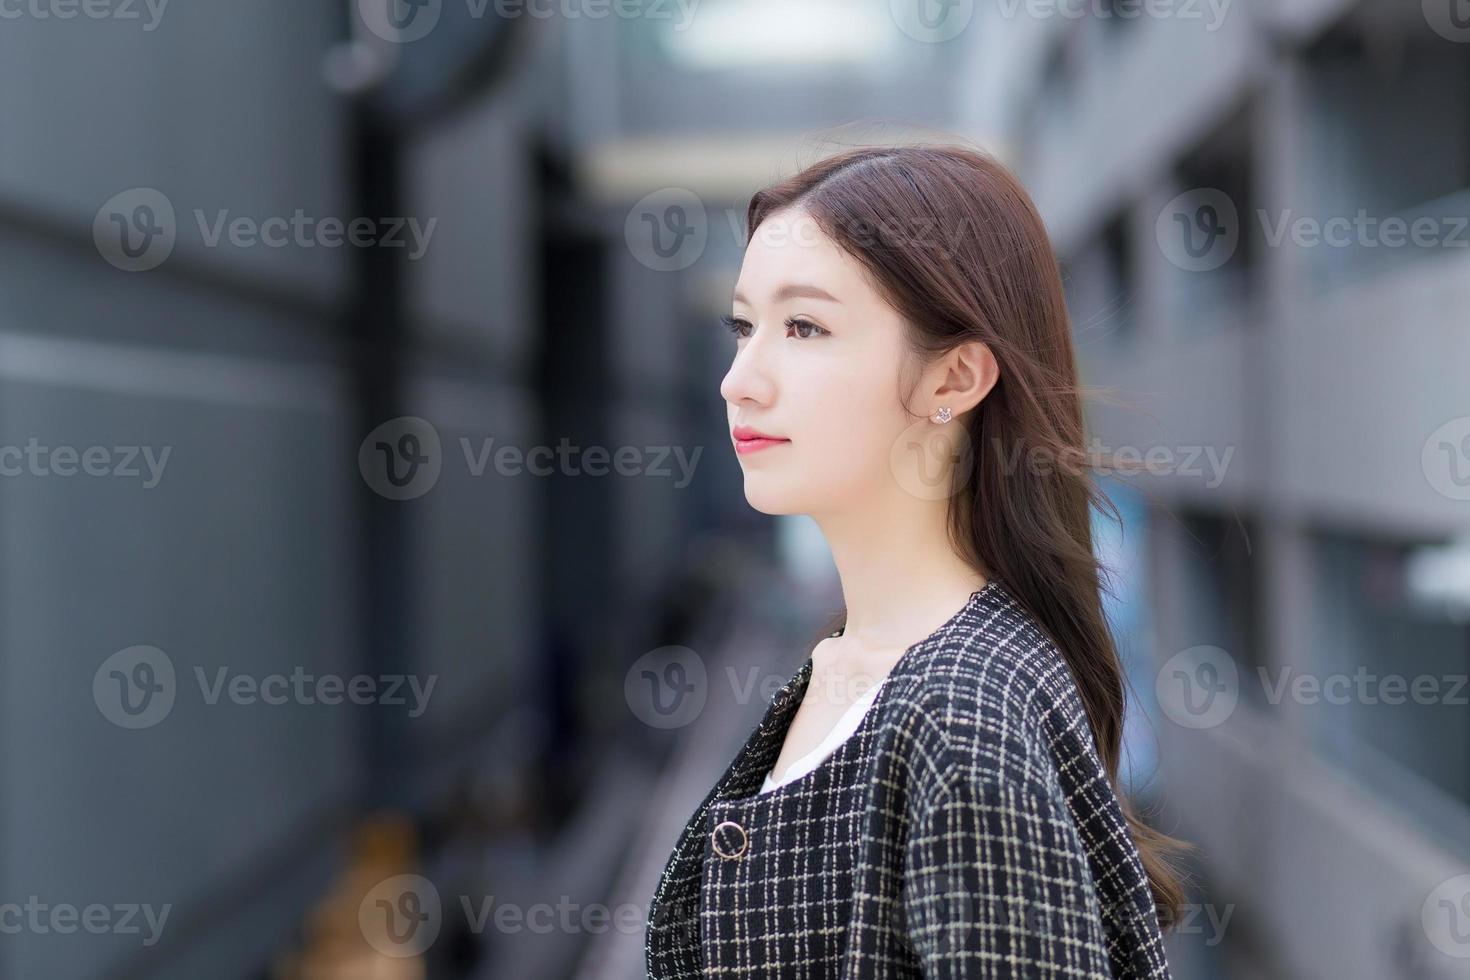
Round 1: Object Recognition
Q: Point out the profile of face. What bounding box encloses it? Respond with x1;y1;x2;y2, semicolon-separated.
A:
721;206;974;517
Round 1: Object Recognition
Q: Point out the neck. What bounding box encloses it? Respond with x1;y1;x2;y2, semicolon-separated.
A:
812;494;989;648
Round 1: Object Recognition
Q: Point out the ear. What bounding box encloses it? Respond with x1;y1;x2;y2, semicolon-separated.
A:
926;340;1000;418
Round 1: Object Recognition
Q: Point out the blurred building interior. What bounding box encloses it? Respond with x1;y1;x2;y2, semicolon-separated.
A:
0;0;1468;978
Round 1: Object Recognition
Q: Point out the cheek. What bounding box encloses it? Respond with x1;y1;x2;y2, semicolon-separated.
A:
792;363;902;465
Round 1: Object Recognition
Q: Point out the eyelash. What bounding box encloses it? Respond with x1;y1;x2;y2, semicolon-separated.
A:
720;315;830;340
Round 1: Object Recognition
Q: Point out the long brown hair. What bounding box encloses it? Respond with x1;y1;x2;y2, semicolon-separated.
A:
747;143;1192;930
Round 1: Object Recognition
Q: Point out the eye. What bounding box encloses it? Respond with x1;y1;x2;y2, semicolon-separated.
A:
720;314;830;340
720;314;752;339
786;316;830;339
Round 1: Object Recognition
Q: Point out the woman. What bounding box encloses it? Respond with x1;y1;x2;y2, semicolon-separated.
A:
645;144;1188;979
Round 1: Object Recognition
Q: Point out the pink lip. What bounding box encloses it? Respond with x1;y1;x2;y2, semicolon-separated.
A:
731;426;790;455
734;436;789;455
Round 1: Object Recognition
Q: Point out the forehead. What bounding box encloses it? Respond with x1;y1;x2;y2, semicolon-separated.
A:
734;208;871;304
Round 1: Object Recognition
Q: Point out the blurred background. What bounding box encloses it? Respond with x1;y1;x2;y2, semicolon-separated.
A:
2;0;1469;977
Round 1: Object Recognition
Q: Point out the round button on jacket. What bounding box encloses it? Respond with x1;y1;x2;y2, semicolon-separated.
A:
710;820;748;859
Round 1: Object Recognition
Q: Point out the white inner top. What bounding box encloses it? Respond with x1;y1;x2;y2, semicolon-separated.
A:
758;678;886;794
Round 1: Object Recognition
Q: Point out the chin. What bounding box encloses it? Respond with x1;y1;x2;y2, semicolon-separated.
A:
740;477;805;516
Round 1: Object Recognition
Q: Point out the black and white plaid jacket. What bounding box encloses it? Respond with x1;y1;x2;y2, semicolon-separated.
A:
645;579;1172;979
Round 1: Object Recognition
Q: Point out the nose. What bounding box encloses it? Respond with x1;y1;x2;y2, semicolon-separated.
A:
718;326;777;409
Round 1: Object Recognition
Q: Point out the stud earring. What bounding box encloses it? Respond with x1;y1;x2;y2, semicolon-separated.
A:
930;406;952;424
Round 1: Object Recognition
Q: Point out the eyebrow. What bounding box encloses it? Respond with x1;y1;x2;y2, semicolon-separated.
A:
732;283;841;306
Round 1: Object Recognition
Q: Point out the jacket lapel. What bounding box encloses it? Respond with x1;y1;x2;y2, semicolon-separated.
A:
714;655;813;799
646;656;814;977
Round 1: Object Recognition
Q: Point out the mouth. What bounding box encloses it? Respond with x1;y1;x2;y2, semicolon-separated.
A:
732;427;791;456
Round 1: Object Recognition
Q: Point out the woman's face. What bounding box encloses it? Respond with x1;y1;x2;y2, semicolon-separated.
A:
721;206;934;517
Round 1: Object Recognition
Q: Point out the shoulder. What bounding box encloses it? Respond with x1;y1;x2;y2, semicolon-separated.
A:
878;586;1095;808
